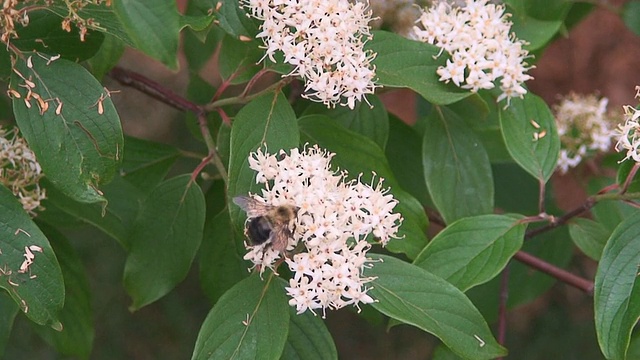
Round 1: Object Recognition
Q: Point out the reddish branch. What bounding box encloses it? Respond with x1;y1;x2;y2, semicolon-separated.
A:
109;66;203;114
524;197;597;239
513;251;594;294
426;206;595;294
108;66;227;182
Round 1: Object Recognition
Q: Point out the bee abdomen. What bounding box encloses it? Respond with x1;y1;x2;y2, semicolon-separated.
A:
247;217;272;245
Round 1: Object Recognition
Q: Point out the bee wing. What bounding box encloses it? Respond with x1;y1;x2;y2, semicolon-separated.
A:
233;196;274;218
270;225;293;252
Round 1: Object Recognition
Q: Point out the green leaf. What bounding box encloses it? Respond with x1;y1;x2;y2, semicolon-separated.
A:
458;229;572;322
512;0;572;21
366;31;471;105
414;214;526;291
123;175;206;310
119;136;180;194
491;162;574;305
385;116;430;206
0;46;10;78
622;1;640;36
185;73;220;142
510;15;562;51
592;200;636;234
281;307;338;360
451;94;512;163
191;274;290;360
113;0;180;69
506;1;567;50
509;226;572;306
493;160;546;214
13;10;104;61
423;106;494;224
40;176;142;248
180;13;215;32
365;255;506;360
204;178;228;225
11;56;123;204
227;92;299;232
0;292;19;355
216;0;259;38
301;96;390;149
432;344;464;360
447;93;490;124
617;160;640;194
31;200;86;229
568;218;609;261
589;179;637;233
199;209;249;304
86;34;126;81
299;115;428;260
46;2;133;46
217;122;232;170
184;25;222;72
32;224;93;359
564;3;594;30
385;191;429;260
594;211;640;360
629;332;640;360
0;185;64;328
499;93;560;184
218;35;263;84
452;166;569;321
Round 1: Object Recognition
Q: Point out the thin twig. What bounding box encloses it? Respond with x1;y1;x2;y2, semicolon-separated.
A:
524;191;640;239
538;179;546;214
203;76;293;112
620;162;640;195
108;66;228;183
109;66;201;113
426;207;595;294
513;251;594;295
524;197;596;239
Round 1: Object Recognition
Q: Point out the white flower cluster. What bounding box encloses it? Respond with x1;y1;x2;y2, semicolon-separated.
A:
0;126;45;214
615;87;640;163
411;0;533;105
243;145;402;316
241;0;378;109
554;93;616;173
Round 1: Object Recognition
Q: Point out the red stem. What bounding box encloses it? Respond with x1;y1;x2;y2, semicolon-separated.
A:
513;251;594;295
620;162;640;195
109;66;202;114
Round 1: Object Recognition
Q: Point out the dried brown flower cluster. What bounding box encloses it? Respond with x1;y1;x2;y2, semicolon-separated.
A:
1;0;30;43
59;0;110;42
1;0;109;44
0;125;46;215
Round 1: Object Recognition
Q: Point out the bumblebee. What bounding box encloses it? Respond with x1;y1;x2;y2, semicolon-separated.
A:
233;196;299;252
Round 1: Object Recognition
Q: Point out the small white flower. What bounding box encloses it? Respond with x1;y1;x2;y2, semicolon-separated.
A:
553;93;617;173
0;126;46;215
615;88;640;163
411;0;533;106
242;0;379;109
241;145;402;315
